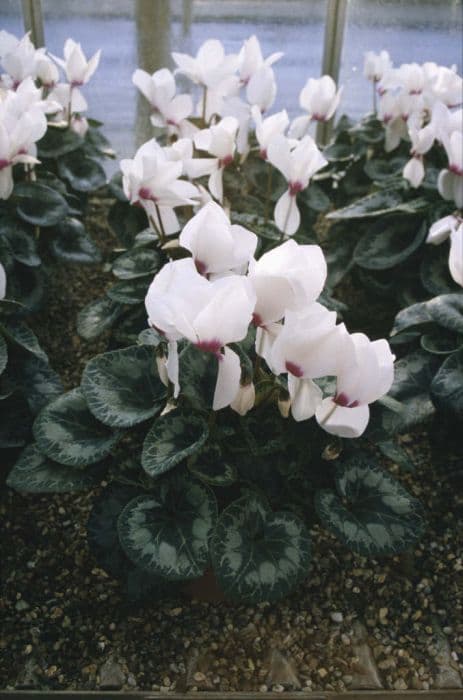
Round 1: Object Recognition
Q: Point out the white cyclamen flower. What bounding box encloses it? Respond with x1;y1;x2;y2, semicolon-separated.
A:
186;116;239;203
246;64;277;113
132;67;193;132
315;333;395;438
238;35;283;85
179;201;257;276
252;106;289;159
267;134;328;236
438;131;463;208
403;123;436;188
172;39;239;90
426;215;463;287
0;261;6;299
52;39;100;86
363;50;392;83
290;75;343;138
270;304;347;421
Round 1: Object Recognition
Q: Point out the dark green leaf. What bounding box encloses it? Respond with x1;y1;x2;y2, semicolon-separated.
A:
15;182;69;227
82;345;166;428
178;344;217;410
137;327;162;347
354;218;427;270
106;277;149;305
50;217;102;264
58;153;106;192
0;222;40;267
108;201;148;246
189;444;237;486
210;495;311;603
315;456;424;555
33;388;121;467
7;443;103;493
427;293;463;334
0;333;7;375
14;354;63;414
391;301;432;337
377;440;415;472
142;410;209;478
420;244;457;296
301;183;331;212
327;188;405;220
421;328;463;355
118;473;217;580
112;246;162;280
37;126;83;157
1;319;47;361
323;143;354;162
77;296;125;340
431;349;463;417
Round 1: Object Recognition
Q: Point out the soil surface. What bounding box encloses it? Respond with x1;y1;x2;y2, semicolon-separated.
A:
1;199;462;693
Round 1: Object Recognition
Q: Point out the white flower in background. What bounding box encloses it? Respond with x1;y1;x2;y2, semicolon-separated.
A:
52;39;100;87
0;261;6;299
438;131;463;208
290;75;342;137
132;67;193;133
70;114;89;136
426;214;463;287
221;96;252;156
186;116;239;202
430;102;463;142
315;333;395;438
252;106;289;160
35;54;59;88
238;35;283;85
249;240;327;328
246;64;277;113
230;380;255;416
379;92;419;152
363;50;392;83
429;65;463;107
47;82;88;123
145;258;256;409
121;139;198;235
0;32;38;86
270;304;346;421
172;39;239;90
267;134;327;236
384;62;426;95
403;122;436;187
179;201;257;276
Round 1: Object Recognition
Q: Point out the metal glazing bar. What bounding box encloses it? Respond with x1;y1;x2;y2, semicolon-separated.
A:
21;0;45;47
316;0;348;146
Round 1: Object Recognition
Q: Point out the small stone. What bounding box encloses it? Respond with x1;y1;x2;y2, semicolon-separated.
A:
379;607;388;623
15;600;30;612
99;658;125;690
194;672;206;682
331;612;343;623
318;667;328;679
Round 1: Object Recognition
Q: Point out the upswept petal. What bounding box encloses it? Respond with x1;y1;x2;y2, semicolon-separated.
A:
449;223;463;287
403;157;425;188
193;275;256;346
213;347;241;410
316;398;370;438
288;375;323;421
274;189;300;236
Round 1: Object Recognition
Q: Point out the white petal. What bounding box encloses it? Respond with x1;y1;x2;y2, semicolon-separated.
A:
449;224;463;287
288;114;311;139
403;157;424;188
184;157;218;180
0;262;6;299
0;167;13;199
166;340;180;398
274;190;300;236
230;381;255;416
208;167;224;202
288;376;322;421
316;397;370;438
426;215;456;245
213;347;241;410
437;169;455;202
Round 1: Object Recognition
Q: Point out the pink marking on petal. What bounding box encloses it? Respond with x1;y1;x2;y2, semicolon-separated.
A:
138;187;158;202
219;154;233;168
195;339;223;358
288;181;303;197
195;259;208;275
259;148;267;160
71;80;84;88
449;164;463;176
285;361;304;378
252;312;264;328
0;159;11;170
335;392;359;408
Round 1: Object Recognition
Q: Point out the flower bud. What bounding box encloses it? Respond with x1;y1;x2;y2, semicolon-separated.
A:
70;114;89;136
230;381;255;416
156;354;169;387
278;387;291;418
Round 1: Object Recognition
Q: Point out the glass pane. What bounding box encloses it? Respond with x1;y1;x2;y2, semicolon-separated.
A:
39;0;327;167
0;0;25;37
340;0;463;119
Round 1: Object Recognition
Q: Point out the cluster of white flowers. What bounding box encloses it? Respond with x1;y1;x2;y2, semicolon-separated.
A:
144;201;395;439
364;50;462;287
132;36;343;236
0;32;100;198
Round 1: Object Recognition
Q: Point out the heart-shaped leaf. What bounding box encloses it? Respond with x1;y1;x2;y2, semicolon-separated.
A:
0;333;7;375
0;222;40;267
210;495;311;603
33;388;121;466
137;327;162;347
420;245;457;296
427;293;463;334
13;354;63;414
353;218;427;270
315;456;424;556
391;301;432;337
112;247;162;280
37;126;83;157
58;153;106;192
178;344;217;410
1;319;47;361
108;201;148;246
118;473;217;580
15;182;69;227
431;349;463;417
364;158;405;181
50;217;102;264
189;444;237;486
7;443;103;493
421;328;463;355
327;188;405;220
82;345;166;428
142;410;209;478
106;277;149;305
77;296;125;340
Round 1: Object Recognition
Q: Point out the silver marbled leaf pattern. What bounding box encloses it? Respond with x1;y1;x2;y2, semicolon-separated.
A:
0;333;7;375
117;473;217;580
33;388;121;467
142;410;209;478
353;218;427;270
81;345;166;428
431;348;463;416
7;443;103;492
210;496;311;603
315;456;424;556
112;247;161;280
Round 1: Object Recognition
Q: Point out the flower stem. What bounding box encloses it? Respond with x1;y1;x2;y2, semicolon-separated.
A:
155;203;166;243
201;85;208;125
264;162;273;224
373;81;377;115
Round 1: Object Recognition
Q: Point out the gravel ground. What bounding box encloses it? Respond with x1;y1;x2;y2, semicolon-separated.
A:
1;201;462;692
